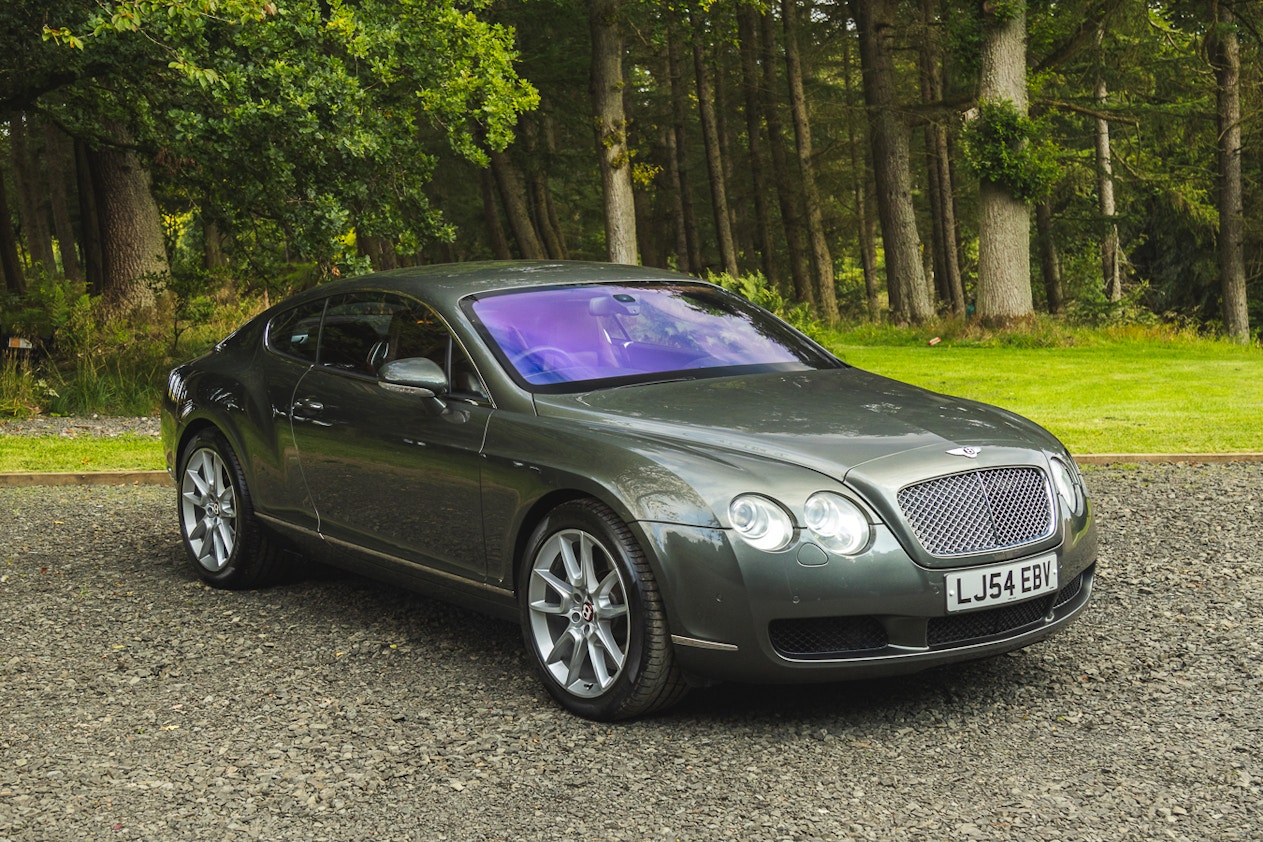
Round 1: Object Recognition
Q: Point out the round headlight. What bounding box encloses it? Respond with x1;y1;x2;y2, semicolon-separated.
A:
803;492;871;556
1050;457;1078;508
728;494;794;552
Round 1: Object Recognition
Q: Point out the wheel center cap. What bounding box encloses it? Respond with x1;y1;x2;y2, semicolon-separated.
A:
206;500;220;516
580;601;596;623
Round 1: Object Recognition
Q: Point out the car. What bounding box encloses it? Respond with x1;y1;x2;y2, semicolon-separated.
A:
161;260;1097;720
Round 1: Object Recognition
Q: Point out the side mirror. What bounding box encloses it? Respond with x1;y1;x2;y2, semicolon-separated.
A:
379;357;448;395
379;357;449;415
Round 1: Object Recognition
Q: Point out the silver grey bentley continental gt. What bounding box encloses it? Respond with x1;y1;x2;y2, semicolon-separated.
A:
161;261;1097;720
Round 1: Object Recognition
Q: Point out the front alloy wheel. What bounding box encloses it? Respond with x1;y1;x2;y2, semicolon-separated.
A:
176;429;288;589
181;446;238;573
520;499;687;720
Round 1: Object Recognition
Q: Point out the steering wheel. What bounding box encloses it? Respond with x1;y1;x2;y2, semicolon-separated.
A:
510;345;578;371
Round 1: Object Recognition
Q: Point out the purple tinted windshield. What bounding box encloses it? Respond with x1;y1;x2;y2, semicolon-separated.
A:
468;283;833;389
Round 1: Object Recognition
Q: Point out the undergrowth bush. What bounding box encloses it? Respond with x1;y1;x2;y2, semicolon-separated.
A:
1;272;272;418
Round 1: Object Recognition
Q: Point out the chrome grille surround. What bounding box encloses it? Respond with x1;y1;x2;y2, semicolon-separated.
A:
897;467;1054;557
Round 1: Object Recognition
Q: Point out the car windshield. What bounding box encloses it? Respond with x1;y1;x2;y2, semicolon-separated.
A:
465;283;839;391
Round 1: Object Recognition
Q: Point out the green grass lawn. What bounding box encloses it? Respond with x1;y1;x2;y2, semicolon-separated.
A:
2;334;1261;472
0;434;164;473
839;340;1263;454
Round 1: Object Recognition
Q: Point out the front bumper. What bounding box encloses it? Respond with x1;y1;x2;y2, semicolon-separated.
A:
638;506;1097;685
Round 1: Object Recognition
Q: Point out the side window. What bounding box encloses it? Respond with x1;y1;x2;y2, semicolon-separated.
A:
379;296;489;401
307;292;488;400
267;299;325;363
320;294;394;375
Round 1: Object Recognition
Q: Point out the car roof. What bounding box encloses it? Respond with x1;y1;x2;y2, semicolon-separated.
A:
278;260;702;314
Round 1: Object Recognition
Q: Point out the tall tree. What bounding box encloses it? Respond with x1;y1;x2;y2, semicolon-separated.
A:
759;10;813;306
589;0;638;264
975;2;1034;326
852;0;933;324
1094;29;1123;302
1209;1;1250;342
781;0;837;321
736;6;777;288
87;124;170;313
691;7;739;277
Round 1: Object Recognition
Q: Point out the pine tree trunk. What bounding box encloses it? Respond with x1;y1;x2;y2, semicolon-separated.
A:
976;3;1033;327
479;167;512;260
0;170;24;294
10;114;57;274
690;9;738;278
523;117;567;259
589;0;638;265
737;7;777;289
489;150;546;259
88;126;169;314
1211;3;1249;342
203;219;227;270
44;122;83;281
666;18;702;275
853;0;933;325
1094;32;1122;303
759;10;813;308
918;0;965;317
74;139;105;296
1035;200;1064;315
841;30;880;318
781;0;837;322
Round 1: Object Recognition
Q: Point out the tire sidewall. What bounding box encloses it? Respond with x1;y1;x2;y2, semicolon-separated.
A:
518;500;653;721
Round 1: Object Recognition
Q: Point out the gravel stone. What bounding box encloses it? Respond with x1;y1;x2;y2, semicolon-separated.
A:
1;463;1260;840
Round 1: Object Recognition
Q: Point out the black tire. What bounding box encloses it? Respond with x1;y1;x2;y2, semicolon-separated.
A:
518;499;688;720
176;429;289;589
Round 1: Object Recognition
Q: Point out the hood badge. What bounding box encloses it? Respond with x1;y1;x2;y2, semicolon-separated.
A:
947;446;981;458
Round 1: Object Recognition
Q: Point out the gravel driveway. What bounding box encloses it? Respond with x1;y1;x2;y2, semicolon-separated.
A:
1;463;1260;841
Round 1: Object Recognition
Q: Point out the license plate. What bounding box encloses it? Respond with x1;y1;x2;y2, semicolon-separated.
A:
946;554;1058;613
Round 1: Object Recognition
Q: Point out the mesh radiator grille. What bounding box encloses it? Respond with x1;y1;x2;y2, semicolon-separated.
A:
897;467;1053;556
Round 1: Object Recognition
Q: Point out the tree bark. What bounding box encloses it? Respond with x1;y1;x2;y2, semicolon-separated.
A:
589;0;638;265
479;167;512;260
737;6;777;288
976;2;1034;327
44;121;83;281
10;113;57;274
853;0;933;325
918;0;965;317
0;167;24;294
691;8;739;278
841;29;880;318
87;126;169;314
1035;200;1064;314
489;150;546;259
523;117;567;260
74;139;105;296
1210;2;1249;342
781;0;837;322
1094;29;1122;303
203;218;227;271
666;15;702;275
759;10;813;308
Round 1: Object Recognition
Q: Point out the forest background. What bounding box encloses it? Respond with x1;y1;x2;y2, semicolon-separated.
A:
0;0;1260;421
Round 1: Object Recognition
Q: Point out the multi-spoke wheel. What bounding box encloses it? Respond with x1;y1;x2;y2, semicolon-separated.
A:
177;429;287;589
520;499;687;720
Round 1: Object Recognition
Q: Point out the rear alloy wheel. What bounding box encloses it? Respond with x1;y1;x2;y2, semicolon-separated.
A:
520;499;687;720
178;429;287;589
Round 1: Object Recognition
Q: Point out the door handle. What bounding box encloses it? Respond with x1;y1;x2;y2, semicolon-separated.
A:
293;397;324;417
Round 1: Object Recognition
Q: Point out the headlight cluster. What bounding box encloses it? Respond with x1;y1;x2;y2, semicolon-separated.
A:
728;492;871;555
1050;455;1085;515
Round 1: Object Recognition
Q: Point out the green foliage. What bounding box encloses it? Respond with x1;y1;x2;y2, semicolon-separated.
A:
960;99;1059;203
708;271;828;344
